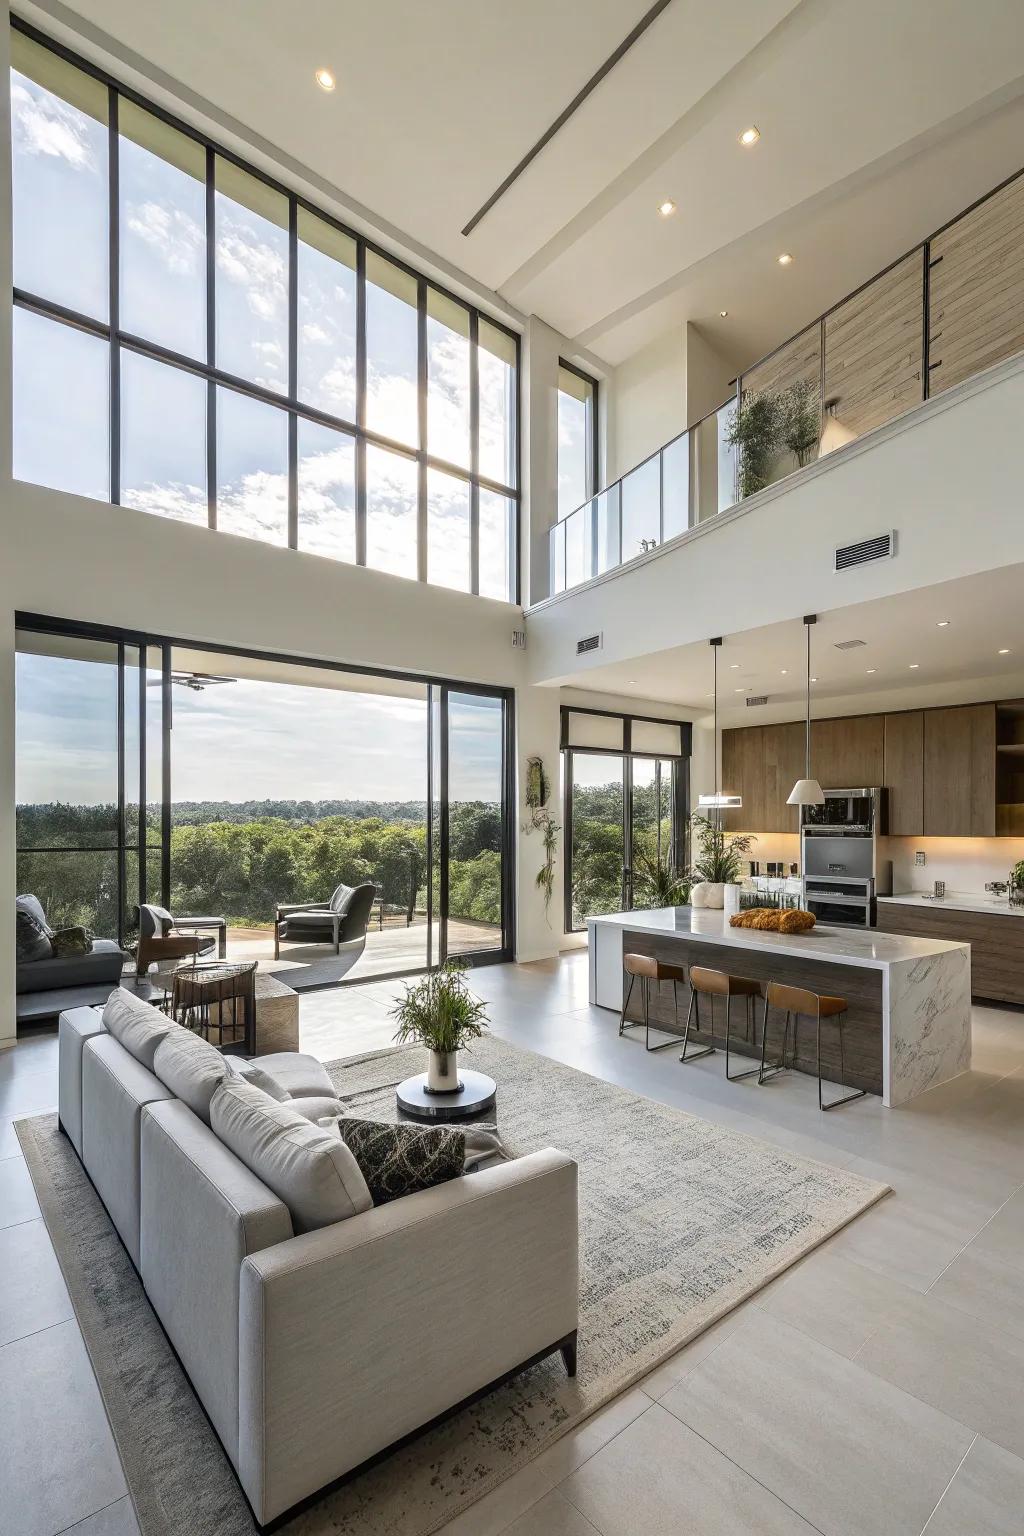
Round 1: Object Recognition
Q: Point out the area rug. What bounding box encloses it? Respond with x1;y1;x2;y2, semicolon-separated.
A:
17;1036;888;1535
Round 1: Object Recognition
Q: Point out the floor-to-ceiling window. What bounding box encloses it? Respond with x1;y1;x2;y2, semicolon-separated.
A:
9;22;519;600
562;707;689;932
15;618;514;980
556;361;598;520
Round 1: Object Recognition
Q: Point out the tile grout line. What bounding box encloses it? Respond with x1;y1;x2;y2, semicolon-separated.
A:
53;1491;134;1536
917;1432;978;1535
924;1179;1024;1291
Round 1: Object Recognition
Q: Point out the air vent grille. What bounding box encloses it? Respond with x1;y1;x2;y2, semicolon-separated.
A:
835;531;895;571
576;632;603;656
834;638;866;650
745;695;769;707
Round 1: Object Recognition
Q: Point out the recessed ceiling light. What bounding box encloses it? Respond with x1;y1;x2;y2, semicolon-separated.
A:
729;663;740;669
734;687;747;693
810;676;818;683
866;668;877;674
719;310;728;318
739;125;761;147
999;648;1011;655
778;252;793;266
314;67;336;92
657;199;677;218
936;620;950;628
909;663;920;669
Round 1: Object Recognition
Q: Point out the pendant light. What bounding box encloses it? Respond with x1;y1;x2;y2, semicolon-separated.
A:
787;615;825;806
818;397;856;458
698;637;742;812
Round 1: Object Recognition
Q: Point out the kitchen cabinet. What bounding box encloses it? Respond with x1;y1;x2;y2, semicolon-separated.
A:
722;726;764;833
884;711;924;835
923;705;996;837
762;722;805;833
877;900;1021;1003
810;714;884;789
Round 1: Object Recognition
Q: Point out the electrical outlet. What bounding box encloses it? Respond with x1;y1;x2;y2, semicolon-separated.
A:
915;851;926;866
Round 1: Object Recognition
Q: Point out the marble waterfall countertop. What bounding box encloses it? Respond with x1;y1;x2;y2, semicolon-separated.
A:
587;906;971;1107
879;891;1024;919
588;906;968;972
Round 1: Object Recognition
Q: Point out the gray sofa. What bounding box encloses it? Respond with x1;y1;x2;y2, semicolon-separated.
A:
58;991;579;1529
16;894;128;1024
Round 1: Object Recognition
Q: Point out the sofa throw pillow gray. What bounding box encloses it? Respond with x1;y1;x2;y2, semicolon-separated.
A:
16;894;52;934
51;925;94;957
333;1117;465;1206
224;1055;292;1102
16;908;53;964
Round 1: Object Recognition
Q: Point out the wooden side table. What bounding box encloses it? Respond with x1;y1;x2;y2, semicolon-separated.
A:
171;960;257;1055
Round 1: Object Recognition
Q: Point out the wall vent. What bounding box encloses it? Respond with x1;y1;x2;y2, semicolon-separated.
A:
833;638;867;650
835;531;896;571
745;695;769;707
576;632;603;656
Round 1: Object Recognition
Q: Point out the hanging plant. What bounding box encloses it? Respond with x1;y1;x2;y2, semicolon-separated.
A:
726;389;783;498
781;378;821;467
523;754;559;920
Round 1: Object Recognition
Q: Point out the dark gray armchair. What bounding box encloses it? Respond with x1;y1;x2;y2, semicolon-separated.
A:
274;883;377;961
136;904;226;978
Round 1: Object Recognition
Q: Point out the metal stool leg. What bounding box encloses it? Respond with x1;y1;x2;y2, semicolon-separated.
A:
725;991;759;1082
818;1009;867;1110
644;977;681;1051
618;972;636;1037
758;1000;790;1083
679;986;715;1062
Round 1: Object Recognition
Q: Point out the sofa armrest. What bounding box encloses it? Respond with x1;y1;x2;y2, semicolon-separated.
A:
274;902;331;917
237;1147;578;1524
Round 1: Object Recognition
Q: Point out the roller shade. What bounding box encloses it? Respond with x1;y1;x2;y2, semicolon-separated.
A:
561;708;690;758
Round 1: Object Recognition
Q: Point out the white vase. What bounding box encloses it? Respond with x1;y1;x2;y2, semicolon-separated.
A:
723;882;741;917
426;1048;460;1093
692;881;726;909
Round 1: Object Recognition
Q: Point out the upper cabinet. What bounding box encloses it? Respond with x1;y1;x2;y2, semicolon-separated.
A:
810;715;884;790
883;711;924;836
722;725;764;833
923;705;996;837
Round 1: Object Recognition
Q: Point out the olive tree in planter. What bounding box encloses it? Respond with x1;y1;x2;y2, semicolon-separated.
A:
781;377;821;467
726;390;783;498
391;958;488;1093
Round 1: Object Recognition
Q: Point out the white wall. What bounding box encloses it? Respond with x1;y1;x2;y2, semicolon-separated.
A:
528;352;1024;687
607;322;735;483
684;322;735;426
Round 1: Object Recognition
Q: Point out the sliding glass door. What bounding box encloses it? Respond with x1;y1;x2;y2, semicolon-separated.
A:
440;688;510;962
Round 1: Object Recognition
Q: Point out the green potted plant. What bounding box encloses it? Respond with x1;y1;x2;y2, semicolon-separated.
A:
725;390;782;498
1010;861;1024;909
391;957;489;1093
781;377;821;467
689;813;755;908
632;847;691;908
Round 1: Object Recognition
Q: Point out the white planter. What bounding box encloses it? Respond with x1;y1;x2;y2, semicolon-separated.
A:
723;883;741;917
427;1048;460;1093
691;881;726;909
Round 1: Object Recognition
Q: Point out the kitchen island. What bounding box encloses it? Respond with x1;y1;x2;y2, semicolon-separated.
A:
588;907;971;1107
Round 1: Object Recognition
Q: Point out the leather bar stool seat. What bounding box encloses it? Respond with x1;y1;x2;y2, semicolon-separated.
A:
760;981;867;1110
683;966;763;1078
619;953;688;1052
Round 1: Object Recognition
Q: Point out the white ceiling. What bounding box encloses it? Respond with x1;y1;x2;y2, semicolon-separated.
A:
31;0;1024;373
567;567;1024;726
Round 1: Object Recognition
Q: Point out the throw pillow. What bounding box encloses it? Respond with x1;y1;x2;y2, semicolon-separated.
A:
333;1117;465;1206
16;894;52;935
224;1055;292;1102
16;908;53;964
152;1027;229;1124
51;925;94;957
102;988;175;1071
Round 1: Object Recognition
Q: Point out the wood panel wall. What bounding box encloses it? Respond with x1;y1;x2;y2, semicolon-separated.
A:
929;172;1024;394
740;324;820;400
823;252;924;436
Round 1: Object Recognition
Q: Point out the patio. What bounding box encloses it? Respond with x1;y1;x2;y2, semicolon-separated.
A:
222;912;501;987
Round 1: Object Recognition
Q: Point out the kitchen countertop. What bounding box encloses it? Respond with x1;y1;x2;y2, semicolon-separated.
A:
588;906;967;972
879;891;1024;918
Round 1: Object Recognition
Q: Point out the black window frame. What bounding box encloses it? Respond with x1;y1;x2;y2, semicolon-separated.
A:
9;19;521;604
556;357;599;519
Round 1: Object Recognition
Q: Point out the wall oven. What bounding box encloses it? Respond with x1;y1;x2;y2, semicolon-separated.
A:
801;788;883;832
800;790;890;927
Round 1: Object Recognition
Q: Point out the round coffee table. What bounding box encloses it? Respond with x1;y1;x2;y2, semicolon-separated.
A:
396;1068;497;1122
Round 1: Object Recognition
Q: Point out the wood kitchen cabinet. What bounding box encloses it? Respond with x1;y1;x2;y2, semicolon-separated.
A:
722;725;764;832
884;711;924;835
877;900;1022;1003
923;705;996;837
762;722;805;833
810;714;884;789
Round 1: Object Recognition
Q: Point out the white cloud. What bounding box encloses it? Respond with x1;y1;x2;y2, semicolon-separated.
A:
125;200;203;277
11;76;99;171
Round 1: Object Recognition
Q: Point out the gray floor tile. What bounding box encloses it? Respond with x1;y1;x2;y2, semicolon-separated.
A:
499;1489;601;1536
855;1290;1024;1459
636;1296;762;1399
0;1114;25;1159
436;1460;558;1536
560;1401;820;1535
0;1063;58;1118
923;1435;1024;1536
61;1495;141;1535
930;1244;1024;1340
826;1184;985;1292
0;1218;72;1345
661;1311;974;1536
0;1319;127;1536
531;1387;651;1484
0;1152;42;1229
971;1186;1024;1267
758;1249;923;1358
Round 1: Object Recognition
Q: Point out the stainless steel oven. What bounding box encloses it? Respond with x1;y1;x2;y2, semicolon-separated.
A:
801;788;884;832
800;789;890;926
803;876;875;928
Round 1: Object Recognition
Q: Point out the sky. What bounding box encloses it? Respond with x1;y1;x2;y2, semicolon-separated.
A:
10;55;516;598
15;650;504;805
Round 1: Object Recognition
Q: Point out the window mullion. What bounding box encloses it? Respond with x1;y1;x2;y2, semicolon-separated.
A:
205;146;216;529
469;309;480;596
108;87;120;506
417;278;428;584
355;241;367;566
287;198;298;550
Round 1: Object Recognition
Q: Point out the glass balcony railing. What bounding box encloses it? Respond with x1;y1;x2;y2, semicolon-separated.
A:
549;393;738;596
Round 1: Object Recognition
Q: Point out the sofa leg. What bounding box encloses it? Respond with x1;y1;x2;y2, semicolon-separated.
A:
560;1332;578;1378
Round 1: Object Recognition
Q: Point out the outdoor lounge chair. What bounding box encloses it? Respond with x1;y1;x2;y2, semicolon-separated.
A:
273;882;377;961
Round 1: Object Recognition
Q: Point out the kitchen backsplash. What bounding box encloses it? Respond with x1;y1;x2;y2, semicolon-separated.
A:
881;838;1024;894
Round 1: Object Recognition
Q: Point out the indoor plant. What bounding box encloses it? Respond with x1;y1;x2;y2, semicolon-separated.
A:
1010;861;1024;909
524;754;560;921
781;377;821;467
390;957;489;1092
725;389;782;498
632;847;691;908
689;813;755;908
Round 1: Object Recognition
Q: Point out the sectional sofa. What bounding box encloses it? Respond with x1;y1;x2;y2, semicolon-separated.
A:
58;990;579;1529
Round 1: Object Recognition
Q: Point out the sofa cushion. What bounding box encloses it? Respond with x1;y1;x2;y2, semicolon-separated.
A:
224;1056;291;1102
210;1076;372;1232
332;1117;465;1206
16;893;52;933
153;1027;230;1124
102;987;175;1071
16;907;53;964
329;884;354;914
256;1053;336;1101
16;939;127;995
51;925;93;958
289;1094;349;1123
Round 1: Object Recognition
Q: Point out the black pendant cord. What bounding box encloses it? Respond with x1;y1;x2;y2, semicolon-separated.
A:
713;643;719;799
805;622;811;780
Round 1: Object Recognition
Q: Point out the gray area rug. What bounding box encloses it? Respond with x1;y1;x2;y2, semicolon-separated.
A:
17;1036;888;1535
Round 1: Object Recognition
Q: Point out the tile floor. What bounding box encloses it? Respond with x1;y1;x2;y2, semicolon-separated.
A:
4;956;1024;1534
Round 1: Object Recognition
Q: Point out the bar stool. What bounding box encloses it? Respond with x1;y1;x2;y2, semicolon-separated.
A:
682;967;763;1079
619;953;687;1051
760;981;866;1111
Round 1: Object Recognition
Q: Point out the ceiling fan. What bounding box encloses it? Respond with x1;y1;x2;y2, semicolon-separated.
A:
147;672;239;692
